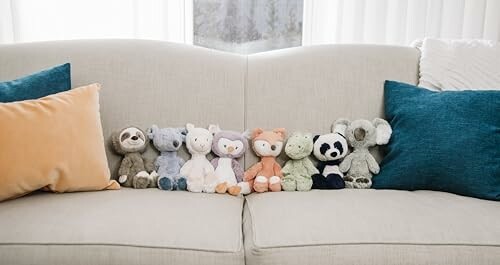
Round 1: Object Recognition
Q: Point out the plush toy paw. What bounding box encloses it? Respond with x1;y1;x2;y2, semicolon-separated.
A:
149;170;159;180
352;177;372;189
254;176;269;193
325;174;345;189
158;176;173;190
118;175;128;184
215;182;228;194
188;182;204;193
296;177;313;191
343;175;355;189
133;172;150;189
227;185;241;196
176;177;187;191
269;176;282;192
281;177;296;191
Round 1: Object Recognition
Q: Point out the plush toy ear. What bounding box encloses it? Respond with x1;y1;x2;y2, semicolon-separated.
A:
373;118;392;145
177;127;187;142
332;118;349;136
242;129;252;140
251;128;264;139
186;123;195;132
304;132;313;139
273;128;286;139
146;125;159;140
208;124;221;136
313;135;320;143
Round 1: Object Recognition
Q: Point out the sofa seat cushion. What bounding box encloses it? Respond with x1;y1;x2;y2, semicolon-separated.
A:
243;189;500;265
0;188;244;265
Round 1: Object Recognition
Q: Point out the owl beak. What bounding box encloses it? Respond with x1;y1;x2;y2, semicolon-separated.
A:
227;146;235;153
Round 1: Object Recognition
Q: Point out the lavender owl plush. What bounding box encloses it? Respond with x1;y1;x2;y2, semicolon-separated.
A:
147;125;188;191
211;130;251;196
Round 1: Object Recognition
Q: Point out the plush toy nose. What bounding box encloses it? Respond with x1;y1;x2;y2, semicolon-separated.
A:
354;128;366;141
131;136;138;141
173;140;179;147
227;146;235;152
271;145;276;151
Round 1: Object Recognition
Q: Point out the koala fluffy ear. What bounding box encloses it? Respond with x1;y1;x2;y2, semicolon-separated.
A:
146;125;159;140
251;128;264;139
186;123;195;132
313;135;320;143
177;127;187;142
332;118;350;136
373;118;392;145
208;124;221;136
273;128;287;139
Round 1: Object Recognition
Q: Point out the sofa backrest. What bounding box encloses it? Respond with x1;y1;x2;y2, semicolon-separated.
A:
0;40;419;176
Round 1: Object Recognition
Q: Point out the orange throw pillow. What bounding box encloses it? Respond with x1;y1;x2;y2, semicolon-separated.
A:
0;83;119;201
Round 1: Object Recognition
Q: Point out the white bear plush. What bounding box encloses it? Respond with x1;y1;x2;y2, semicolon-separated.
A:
181;123;219;193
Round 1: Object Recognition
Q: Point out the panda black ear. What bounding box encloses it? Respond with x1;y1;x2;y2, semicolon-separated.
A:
313;135;320;143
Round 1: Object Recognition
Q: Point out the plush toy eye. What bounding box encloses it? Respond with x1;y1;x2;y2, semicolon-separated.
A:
195;138;197;141
235;147;238;149
224;145;227;148
262;143;265;147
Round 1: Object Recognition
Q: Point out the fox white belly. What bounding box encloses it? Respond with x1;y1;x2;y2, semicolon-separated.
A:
215;158;237;185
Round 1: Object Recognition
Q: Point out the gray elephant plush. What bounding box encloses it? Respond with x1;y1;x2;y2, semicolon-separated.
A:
147;125;188;191
111;126;157;189
338;118;392;189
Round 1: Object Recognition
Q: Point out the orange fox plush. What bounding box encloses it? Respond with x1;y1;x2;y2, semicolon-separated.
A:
243;128;286;193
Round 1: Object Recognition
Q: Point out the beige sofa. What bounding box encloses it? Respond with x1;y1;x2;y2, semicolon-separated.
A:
0;40;499;265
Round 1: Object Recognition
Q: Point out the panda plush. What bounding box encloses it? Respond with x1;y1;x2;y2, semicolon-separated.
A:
311;119;349;189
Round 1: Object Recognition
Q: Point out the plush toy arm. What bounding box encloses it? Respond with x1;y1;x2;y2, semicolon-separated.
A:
273;162;283;178
178;157;185;167
204;161;215;175
281;162;292;176
144;157;155;173
118;157;132;176
366;154;380;174
180;160;192;176
232;159;244;182
339;155;353;173
211;158;220;170
304;159;319;175
244;162;262;181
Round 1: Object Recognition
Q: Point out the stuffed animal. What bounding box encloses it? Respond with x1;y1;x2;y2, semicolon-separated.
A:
311;120;349;189
111;126;157;189
281;132;318;191
147;125;187;191
339;118;392;188
211;130;250;196
181;123;219;193
244;128;286;193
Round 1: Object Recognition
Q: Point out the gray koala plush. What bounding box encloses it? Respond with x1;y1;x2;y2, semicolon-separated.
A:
338;118;392;189
111;126;157;189
147;125;188;191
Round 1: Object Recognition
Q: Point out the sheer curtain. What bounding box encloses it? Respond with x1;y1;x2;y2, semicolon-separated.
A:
0;0;192;44
303;0;500;46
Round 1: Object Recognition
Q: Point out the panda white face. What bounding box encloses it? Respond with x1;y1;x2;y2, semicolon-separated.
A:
312;133;348;161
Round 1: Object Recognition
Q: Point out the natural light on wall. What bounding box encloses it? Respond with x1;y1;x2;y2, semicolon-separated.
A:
0;0;499;54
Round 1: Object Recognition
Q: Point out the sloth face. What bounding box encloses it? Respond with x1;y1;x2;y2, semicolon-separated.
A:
119;127;146;152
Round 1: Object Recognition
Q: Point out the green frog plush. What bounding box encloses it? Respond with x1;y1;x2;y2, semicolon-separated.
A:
281;132;319;191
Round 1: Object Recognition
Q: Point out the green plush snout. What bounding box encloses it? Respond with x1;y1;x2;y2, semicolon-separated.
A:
285;132;314;160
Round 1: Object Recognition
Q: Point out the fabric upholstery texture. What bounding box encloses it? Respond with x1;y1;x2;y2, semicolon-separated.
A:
0;84;119;201
0;63;71;102
245;44;420;167
0;189;245;265
373;81;500;200
243;190;500;265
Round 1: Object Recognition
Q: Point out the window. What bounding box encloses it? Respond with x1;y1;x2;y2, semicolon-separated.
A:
193;0;303;54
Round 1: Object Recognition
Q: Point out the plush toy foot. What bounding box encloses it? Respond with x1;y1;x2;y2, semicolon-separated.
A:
281;177;296;191
353;177;372;189
133;172;150;189
238;182;251;195
118;175;128;184
343;176;355;189
176;177;187;191
269;176;282;192
188;183;204;193
228;185;241;196
311;174;327;189
296;178;313;191
158;176;173;191
254;176;269;193
215;182;228;194
325;174;345;189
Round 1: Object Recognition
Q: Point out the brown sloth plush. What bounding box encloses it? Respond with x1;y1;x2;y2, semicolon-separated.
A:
111;126;157;188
